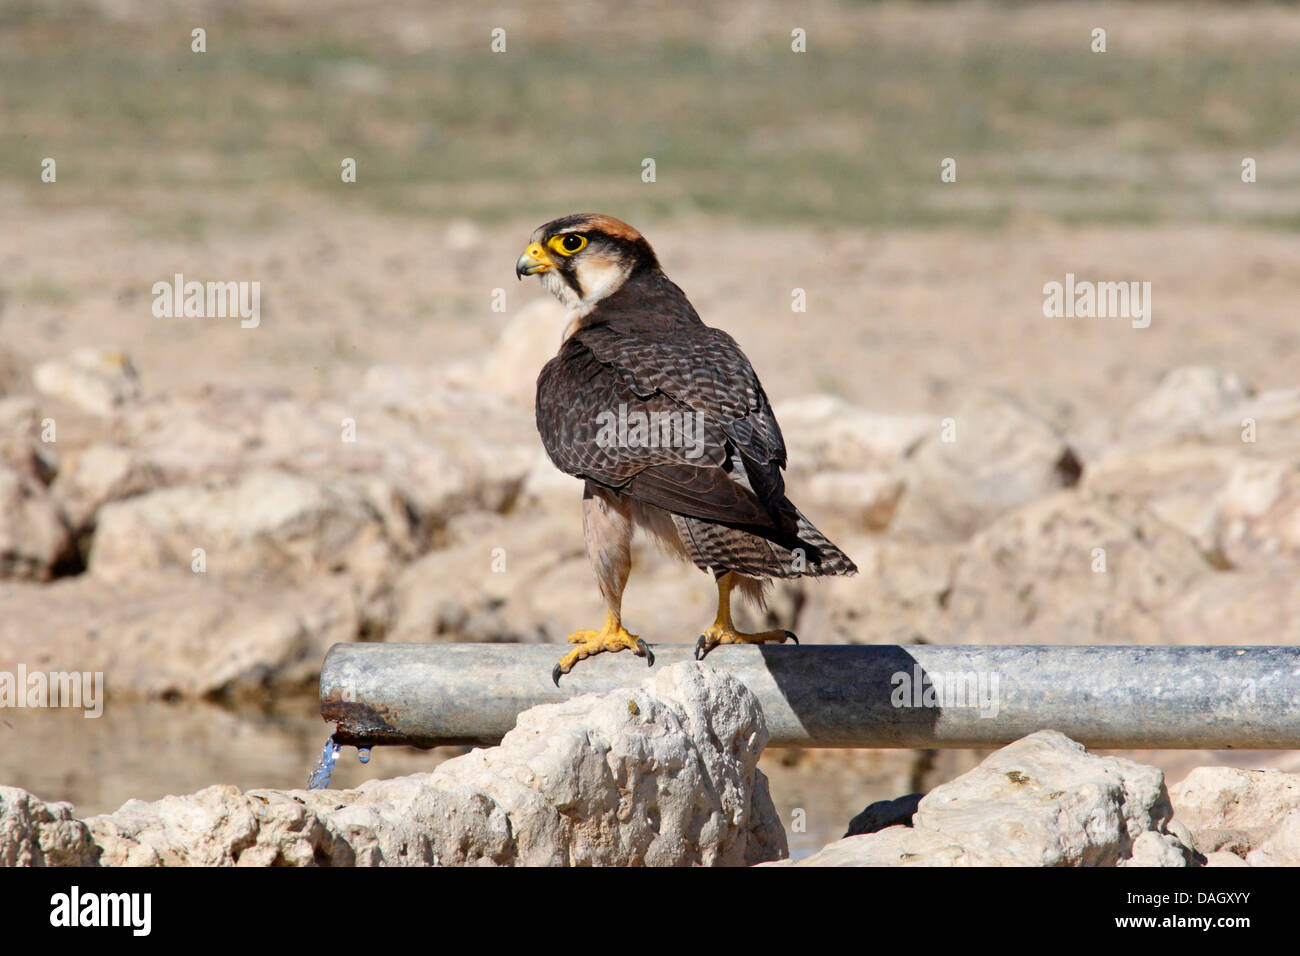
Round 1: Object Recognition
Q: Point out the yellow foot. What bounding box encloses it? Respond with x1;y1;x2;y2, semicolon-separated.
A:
695;624;797;660
552;612;654;685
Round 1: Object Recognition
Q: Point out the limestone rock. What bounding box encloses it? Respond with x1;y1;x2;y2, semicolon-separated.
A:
87;469;406;588
479;297;569;405
52;442;164;533
67;662;785;866
1245;809;1300;866
386;509;717;647
0;461;74;580
792;535;955;645
0;787;99;866
911;731;1181;866
789;732;1191;867
941;491;1208;645
891;389;1081;541
32;347;141;416
0;346;30;397
1209;460;1300;569
0;396;41;466
112;384;535;537
776;825;994;866
1120;366;1254;442
0;573;360;699
1156;569;1300;647
1081;444;1240;554
1120;831;1191;868
87;780;512;867
1081;371;1300;462
432;662;786;866
773;395;931;473
1169;766;1300;855
803;470;905;532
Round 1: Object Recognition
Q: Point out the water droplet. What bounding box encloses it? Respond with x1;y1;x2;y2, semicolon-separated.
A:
307;737;341;790
358;747;371;764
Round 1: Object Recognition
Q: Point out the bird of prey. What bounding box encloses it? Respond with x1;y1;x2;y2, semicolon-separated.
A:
517;214;857;684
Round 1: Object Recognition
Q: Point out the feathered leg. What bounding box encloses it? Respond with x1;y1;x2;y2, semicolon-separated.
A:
552;486;654;685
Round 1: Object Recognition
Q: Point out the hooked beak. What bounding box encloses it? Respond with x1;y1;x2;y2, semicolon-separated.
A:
515;243;555;280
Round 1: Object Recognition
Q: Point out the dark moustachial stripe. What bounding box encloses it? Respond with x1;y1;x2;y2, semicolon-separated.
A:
560;267;584;298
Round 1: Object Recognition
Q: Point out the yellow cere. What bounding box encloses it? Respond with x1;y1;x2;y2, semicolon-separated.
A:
548;233;588;257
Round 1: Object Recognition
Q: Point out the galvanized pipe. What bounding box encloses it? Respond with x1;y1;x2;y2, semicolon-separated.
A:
319;643;1300;750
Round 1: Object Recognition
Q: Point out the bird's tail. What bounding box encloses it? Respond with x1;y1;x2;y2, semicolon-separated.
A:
781;503;858;577
726;500;858;585
730;508;856;611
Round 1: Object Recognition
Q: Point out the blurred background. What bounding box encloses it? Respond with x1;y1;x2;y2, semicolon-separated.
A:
2;0;1299;859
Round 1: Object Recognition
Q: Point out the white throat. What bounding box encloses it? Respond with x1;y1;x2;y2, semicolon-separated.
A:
541;256;632;338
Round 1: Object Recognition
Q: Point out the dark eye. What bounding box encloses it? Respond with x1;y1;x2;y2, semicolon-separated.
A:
561;234;586;253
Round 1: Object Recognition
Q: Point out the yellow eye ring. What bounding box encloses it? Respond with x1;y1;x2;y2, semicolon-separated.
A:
548;233;588;257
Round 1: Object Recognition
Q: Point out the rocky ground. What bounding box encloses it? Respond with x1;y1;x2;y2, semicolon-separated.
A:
5;664;1298;867
3;271;1300;859
5;202;1300;857
5;281;1300;694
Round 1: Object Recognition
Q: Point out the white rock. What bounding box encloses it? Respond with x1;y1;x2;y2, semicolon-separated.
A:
88;469;405;588
0;572;360;698
1210;460;1300;569
787;731;1188;867
774;826;993;866
32;347;141;416
0;346;30;397
433;662;786;866
911;731;1178;866
1123;367;1254;439
87;781;511;867
792;535;955;645
1245;808;1300;866
940;491;1207;645
773;395;931;472
804;470;905;532
479;298;569;405
891;388;1081;541
77;662;785;866
0;787;98;866
52;442;163;532
0;461;73;580
1170;766;1300;855
1120;831;1190;867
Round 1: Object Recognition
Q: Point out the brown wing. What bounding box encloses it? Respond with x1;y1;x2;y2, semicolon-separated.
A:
535;271;803;547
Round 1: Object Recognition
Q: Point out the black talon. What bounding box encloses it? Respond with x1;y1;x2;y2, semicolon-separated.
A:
552;663;564;687
637;638;655;667
785;631;799;645
695;635;709;661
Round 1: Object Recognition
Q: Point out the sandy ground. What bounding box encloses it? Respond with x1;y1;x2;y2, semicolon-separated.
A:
5;185;1298;435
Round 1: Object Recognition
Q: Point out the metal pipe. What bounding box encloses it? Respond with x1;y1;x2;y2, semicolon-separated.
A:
319;643;1300;750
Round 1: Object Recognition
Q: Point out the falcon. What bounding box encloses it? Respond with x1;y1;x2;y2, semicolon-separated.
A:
516;214;857;684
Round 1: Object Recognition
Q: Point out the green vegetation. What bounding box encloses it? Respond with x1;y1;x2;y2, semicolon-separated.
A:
2;3;1297;229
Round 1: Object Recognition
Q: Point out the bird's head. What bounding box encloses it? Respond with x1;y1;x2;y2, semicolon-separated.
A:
516;213;659;312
